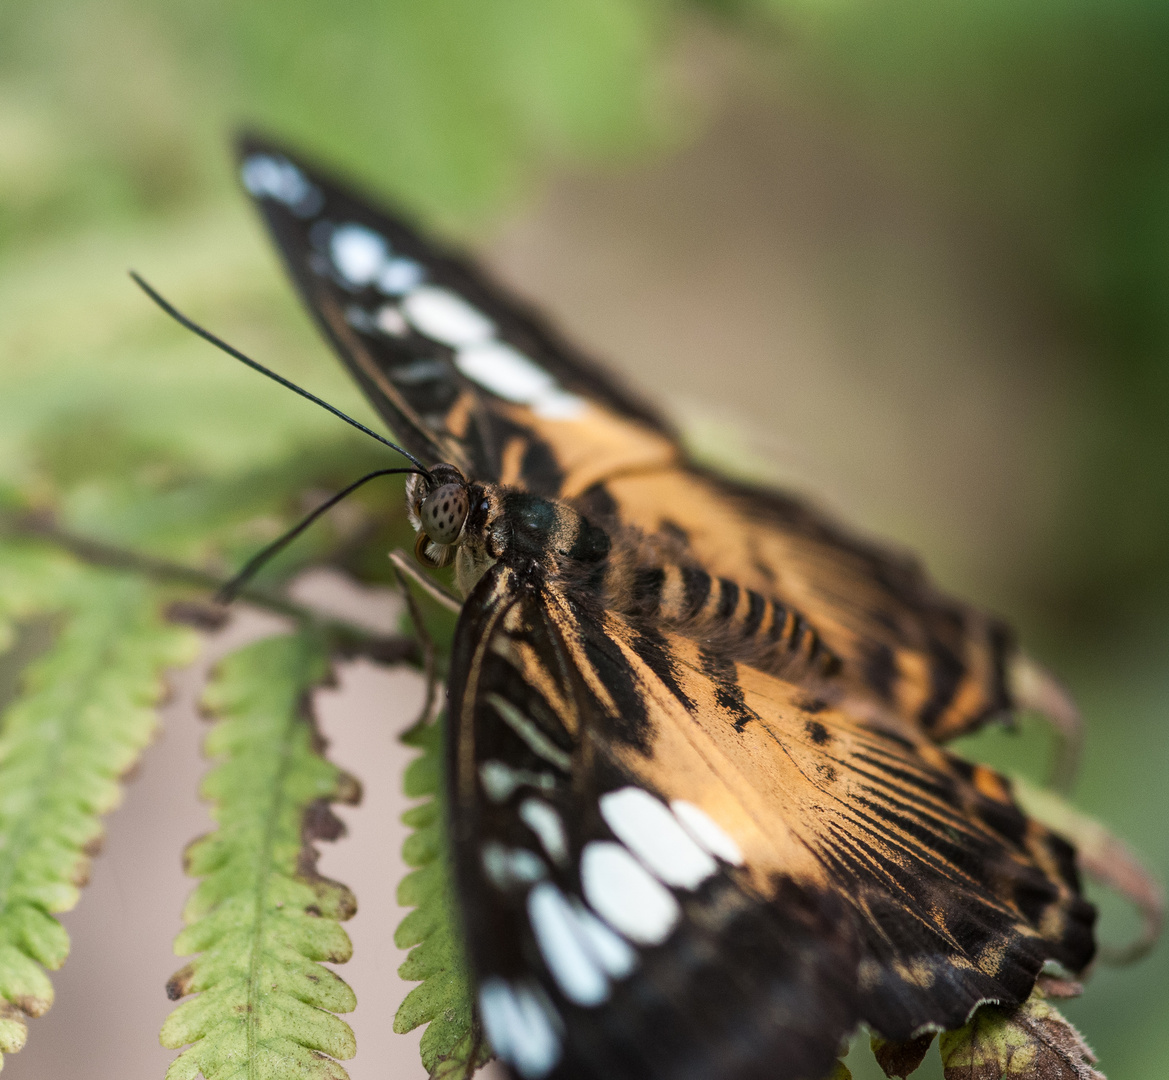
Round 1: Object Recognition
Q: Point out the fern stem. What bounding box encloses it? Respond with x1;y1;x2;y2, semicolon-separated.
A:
246;682;300;1078
0;511;420;666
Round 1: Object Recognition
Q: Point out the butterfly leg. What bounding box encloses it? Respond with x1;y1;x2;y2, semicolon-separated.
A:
1084;834;1165;966
391;549;459;732
389;548;462;613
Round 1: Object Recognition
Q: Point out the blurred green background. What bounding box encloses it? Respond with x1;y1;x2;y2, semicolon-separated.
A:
2;1;1167;1077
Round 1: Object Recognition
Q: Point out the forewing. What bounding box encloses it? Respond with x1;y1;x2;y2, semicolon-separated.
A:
446;565;1094;1080
447;564;857;1080
237;134;1020;741
235;135;677;496
578;467;1015;741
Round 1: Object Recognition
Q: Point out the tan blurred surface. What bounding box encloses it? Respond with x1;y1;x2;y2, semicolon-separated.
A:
490;97;1073;601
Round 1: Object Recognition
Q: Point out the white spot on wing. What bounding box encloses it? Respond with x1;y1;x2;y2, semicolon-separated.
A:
580;840;679;945
455;341;586;419
240;154;323;217
374;305;409;337
479;761;517;802
455;341;553;401
520;798;569;866
403;285;496;346
528;883;609;1006
377;257;425;295
344;305;375;332
479;760;558;803
479;978;562;1079
570;898;638;978
532;389;586;420
382;274;587;420
331;224;387;286
482;840;546;890
600;787;717;889
671;799;744;866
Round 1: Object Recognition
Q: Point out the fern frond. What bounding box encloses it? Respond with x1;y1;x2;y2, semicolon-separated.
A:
394;718;491;1079
0;542;198;1068
161;631;361;1080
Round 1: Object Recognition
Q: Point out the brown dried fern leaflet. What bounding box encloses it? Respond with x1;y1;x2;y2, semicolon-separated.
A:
940;989;1105;1080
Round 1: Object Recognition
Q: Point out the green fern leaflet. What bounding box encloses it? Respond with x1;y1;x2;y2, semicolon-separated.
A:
394;717;491;1079
0;544;198;1070
161;631;361;1080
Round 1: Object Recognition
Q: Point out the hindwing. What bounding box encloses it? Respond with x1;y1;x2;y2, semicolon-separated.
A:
446;563;1094;1080
576;469;1014;742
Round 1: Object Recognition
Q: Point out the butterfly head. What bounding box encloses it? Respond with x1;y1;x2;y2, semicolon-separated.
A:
408;463;474;569
408;465;516;595
408;465;611;596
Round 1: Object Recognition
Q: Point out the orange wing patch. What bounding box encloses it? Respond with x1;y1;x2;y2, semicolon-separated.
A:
497;401;678;499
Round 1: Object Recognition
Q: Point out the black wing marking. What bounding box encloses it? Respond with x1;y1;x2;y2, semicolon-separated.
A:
235;134;676;494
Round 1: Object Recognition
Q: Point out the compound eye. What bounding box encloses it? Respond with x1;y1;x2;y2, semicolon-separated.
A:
420;483;469;546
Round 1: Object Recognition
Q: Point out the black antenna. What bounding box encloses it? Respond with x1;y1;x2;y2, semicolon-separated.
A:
216;467;425;603
129;271;432;476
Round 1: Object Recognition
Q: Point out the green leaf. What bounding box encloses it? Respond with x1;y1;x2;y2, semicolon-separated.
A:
394;717;491;1078
0;542;198;1069
0;2;671;251
161;632;360;1080
939;989;1106;1080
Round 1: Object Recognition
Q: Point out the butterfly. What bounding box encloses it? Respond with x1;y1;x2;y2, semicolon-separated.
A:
235;136;1096;1080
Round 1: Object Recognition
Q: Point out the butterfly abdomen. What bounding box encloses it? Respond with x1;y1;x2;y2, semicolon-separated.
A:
601;546;840;682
